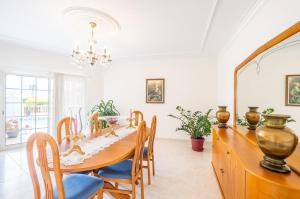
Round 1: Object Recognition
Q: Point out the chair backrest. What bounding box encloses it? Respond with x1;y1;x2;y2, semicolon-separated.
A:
90;112;102;134
130;110;144;127
147;115;157;156
27;133;65;199
57;117;72;144
132;120;147;177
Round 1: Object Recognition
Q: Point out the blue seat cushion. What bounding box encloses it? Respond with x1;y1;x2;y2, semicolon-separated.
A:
52;174;103;199
98;159;132;179
143;147;148;156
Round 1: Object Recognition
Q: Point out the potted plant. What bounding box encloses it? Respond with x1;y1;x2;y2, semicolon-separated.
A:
89;100;120;128
6;119;20;138
169;106;213;151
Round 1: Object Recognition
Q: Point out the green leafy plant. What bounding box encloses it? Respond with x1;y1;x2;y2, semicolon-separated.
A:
89;100;120;128
168;106;213;139
237;107;295;127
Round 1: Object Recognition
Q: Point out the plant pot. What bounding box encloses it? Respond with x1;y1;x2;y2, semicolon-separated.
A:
6;129;19;138
191;137;205;152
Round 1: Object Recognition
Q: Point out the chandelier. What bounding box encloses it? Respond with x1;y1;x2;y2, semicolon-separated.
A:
71;22;112;69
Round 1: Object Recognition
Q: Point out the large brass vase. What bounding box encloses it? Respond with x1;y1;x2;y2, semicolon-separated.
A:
256;114;298;173
245;107;260;130
216;106;230;128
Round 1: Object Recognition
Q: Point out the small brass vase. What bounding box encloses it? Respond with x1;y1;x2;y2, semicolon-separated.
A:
256;114;298;173
245;107;260;130
216;106;230;128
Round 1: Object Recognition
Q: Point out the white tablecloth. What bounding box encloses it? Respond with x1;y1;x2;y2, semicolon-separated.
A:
60;127;136;166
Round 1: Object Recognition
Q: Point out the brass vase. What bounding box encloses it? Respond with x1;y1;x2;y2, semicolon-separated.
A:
245;107;260;130
216;106;230;128
256;114;298;173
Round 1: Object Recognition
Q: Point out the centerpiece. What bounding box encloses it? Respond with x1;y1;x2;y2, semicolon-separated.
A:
89;100;120;128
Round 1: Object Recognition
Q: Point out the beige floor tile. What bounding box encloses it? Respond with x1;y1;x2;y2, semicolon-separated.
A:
0;139;222;199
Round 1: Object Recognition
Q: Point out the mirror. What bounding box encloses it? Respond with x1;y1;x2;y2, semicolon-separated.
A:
235;22;300;132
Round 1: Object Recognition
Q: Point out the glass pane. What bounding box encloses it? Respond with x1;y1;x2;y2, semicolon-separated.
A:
22;117;35;130
36;128;48;133
22;90;35;116
5;117;21;145
36;91;48;115
23;76;36;90
21;129;35;143
6;89;21;102
36;116;48;128
37;78;48;90
6;75;21;89
6;103;21;117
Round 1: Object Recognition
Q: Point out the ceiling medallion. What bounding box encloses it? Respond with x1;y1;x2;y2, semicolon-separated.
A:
63;7;121;69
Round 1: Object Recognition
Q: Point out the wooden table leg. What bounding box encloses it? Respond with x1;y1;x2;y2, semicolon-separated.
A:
104;182;130;199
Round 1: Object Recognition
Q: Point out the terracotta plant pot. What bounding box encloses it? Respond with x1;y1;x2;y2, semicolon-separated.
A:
191;137;205;152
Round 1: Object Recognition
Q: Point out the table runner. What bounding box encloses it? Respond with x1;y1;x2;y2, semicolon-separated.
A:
60;127;136;166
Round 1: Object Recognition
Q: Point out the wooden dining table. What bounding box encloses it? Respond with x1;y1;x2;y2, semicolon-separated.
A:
49;126;150;199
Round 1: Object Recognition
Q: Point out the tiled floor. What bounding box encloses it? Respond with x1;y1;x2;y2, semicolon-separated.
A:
0;139;222;199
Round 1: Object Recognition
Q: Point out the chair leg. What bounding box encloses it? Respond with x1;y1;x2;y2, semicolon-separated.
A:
132;181;136;199
97;187;103;199
152;155;155;176
140;170;145;199
147;158;151;185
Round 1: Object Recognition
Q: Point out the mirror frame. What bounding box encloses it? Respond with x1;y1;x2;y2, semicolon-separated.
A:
233;21;300;125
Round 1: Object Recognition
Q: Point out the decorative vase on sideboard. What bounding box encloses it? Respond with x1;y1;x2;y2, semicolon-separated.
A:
216;106;230;128
256;114;298;173
245;106;260;130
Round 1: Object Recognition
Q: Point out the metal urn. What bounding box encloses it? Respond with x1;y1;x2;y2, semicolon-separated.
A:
245;107;260;130
256;114;298;173
216;106;230;128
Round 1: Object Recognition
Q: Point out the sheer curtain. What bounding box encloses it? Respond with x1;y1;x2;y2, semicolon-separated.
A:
54;73;87;135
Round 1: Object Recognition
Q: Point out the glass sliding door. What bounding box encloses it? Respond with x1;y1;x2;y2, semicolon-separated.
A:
5;74;52;146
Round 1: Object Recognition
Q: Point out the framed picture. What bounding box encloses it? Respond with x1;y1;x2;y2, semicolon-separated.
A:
286;75;300;106
146;78;165;103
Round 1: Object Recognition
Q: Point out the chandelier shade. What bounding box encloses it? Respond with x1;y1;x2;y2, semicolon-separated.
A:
71;22;112;69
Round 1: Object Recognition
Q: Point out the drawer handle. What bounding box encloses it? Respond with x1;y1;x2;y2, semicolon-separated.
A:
227;151;230;155
220;168;224;174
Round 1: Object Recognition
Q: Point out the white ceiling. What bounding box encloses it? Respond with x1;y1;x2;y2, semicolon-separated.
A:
0;0;258;59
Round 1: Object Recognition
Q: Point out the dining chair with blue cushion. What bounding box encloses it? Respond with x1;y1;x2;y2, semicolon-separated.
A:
97;120;147;199
143;115;157;185
26;133;104;199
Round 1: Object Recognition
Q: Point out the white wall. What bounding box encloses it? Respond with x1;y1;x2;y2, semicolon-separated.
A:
103;56;217;140
217;0;300;124
237;44;300;134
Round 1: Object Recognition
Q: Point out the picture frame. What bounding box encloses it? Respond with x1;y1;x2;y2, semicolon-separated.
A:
146;78;165;103
285;74;300;106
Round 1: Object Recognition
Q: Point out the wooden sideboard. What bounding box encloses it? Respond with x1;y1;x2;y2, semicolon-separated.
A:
212;126;300;199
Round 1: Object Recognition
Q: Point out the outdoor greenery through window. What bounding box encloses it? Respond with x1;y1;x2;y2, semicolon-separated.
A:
5;74;53;145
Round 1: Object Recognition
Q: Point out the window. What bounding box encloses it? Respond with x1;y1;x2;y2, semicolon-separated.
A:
5;74;53;145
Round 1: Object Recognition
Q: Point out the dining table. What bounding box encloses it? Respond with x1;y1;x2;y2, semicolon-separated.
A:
49;125;150;199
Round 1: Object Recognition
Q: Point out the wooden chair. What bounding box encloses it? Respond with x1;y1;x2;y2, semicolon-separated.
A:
57;117;72;144
26;133;104;199
143;115;157;185
97;121;147;199
130;110;144;127
90;112;102;134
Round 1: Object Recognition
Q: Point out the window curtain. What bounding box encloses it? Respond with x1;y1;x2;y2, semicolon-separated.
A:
54;73;87;135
